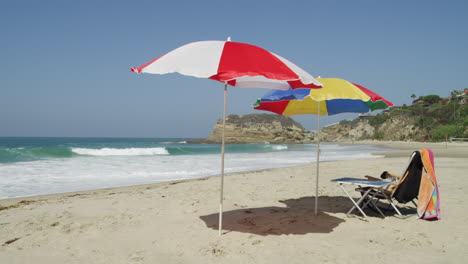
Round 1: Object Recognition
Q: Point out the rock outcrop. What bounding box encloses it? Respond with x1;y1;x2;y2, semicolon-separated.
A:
321;115;422;142
376;115;420;141
191;88;467;144
321;119;375;142
192;114;315;144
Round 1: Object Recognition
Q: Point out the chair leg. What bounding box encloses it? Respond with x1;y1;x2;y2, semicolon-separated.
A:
358;192;385;218
365;193;386;218
388;200;403;216
379;192;402;216
340;184;372;222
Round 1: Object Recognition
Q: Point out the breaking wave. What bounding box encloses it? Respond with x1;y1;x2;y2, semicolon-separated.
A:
71;147;169;156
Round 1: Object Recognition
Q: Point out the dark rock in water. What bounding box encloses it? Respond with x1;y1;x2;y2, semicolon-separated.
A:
190;114;315;144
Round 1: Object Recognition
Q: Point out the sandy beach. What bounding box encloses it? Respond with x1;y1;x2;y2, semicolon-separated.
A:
1;141;467;263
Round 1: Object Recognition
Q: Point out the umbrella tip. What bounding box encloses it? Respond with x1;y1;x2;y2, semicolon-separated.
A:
226;36;232;42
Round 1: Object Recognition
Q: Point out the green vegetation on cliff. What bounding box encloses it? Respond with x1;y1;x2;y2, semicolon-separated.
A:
368;90;467;141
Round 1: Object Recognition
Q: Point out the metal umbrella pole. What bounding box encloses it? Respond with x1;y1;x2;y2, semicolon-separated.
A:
219;82;228;235
315;102;321;216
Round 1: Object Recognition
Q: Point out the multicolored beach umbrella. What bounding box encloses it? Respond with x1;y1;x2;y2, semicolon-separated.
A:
253;78;394;215
131;39;322;236
253;78;394;116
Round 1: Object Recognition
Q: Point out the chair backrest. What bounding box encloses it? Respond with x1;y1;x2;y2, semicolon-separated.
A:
391;150;424;203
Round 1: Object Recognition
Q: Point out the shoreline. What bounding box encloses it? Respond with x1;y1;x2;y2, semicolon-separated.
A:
338;140;468;158
0;141;389;200
1;140;466;203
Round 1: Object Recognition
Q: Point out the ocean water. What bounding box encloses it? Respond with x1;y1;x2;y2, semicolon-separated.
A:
0;137;388;199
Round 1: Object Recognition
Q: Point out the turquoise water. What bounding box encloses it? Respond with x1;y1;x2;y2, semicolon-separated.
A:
0;137;187;163
0;137;303;163
0;137;388;198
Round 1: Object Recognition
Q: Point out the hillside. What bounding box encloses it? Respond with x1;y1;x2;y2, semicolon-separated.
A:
193;90;466;144
322;89;468;142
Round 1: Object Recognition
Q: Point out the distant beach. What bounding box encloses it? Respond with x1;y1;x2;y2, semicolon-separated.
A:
1;141;467;263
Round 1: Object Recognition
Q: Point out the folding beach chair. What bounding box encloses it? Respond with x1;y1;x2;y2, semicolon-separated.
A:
332;177;393;222
356;148;440;219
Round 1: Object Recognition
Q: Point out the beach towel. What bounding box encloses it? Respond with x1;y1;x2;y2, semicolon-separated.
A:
417;149;441;220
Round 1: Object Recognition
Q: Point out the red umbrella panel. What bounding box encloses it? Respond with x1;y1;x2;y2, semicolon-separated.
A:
131;40;322;90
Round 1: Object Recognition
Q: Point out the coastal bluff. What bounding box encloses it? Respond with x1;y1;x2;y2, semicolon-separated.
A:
191;114;315;144
189;88;467;144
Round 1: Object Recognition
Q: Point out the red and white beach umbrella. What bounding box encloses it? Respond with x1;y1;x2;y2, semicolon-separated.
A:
131;39;322;235
131;39;322;90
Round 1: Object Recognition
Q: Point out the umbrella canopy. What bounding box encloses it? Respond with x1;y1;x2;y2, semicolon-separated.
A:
131;39;322;235
253;78;394;116
253;78;394;215
131;40;322;90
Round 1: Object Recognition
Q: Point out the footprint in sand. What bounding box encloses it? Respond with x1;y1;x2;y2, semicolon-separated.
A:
3;237;21;246
200;244;225;257
251;240;261;245
128;251;145;262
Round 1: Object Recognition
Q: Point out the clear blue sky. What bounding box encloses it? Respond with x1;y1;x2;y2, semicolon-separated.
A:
1;0;467;138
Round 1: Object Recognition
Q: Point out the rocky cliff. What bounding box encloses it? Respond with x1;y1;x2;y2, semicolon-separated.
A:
321;115;421;142
193;114;315;144
193;112;433;144
321;119;374;142
191;90;466;144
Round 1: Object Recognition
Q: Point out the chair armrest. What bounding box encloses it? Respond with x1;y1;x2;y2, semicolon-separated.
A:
380;171;401;182
365;175;382;181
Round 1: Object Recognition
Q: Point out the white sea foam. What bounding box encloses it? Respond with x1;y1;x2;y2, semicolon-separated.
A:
0;144;388;199
71;147;169;156
272;145;288;150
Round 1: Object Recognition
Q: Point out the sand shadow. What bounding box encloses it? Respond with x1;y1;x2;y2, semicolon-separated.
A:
199;196;350;236
288;195;419;217
360;201;418;217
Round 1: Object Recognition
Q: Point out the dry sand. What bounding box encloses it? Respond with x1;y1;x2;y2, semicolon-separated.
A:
1;142;467;263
